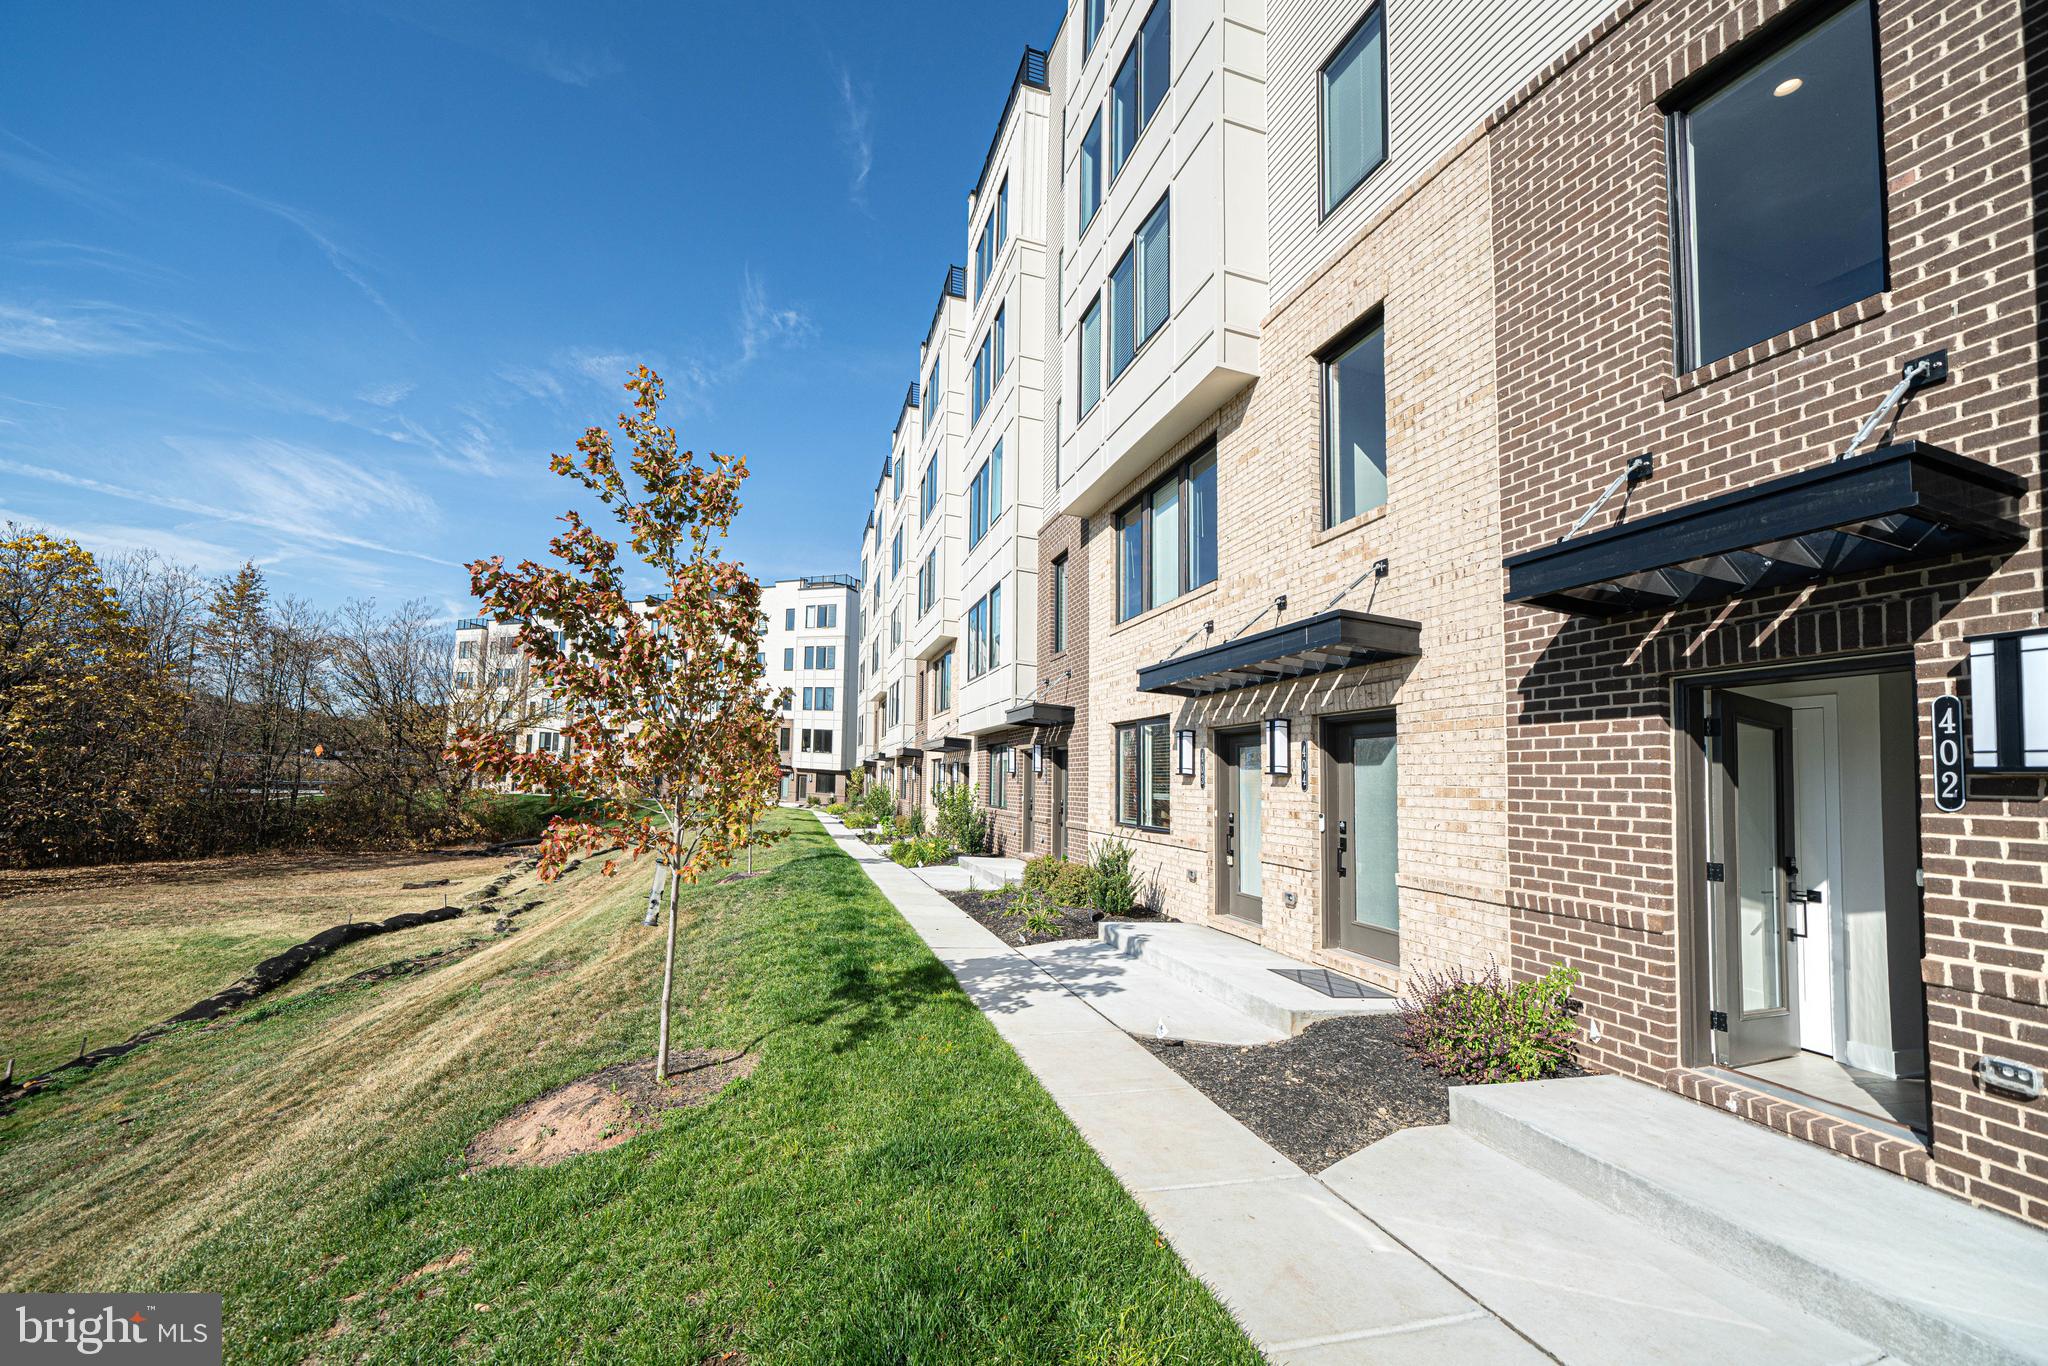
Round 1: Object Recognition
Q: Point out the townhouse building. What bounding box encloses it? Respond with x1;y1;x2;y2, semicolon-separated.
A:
848;0;2047;1226
451;616;564;763
760;575;861;802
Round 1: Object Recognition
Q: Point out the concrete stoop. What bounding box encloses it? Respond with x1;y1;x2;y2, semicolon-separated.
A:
956;855;1025;890
1446;1076;2048;1366
1021;937;1286;1046
1098;921;1395;1037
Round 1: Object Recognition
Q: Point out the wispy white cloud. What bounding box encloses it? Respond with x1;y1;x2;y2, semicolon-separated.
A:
179;171;415;339
0;447;459;569
522;37;624;87
738;266;815;363
0;129;125;216
496;364;564;402
352;2;621;87
0;299;213;359
5;239;183;284
0;504;247;574
357;379;415;407
829;58;875;211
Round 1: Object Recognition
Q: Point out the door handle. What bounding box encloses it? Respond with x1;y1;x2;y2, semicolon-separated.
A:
1336;820;1348;877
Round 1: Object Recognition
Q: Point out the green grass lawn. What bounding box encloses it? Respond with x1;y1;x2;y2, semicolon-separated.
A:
0;810;1259;1364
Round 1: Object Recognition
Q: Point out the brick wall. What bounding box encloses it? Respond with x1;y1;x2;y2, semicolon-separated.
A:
1491;0;2046;1223
1074;138;1511;992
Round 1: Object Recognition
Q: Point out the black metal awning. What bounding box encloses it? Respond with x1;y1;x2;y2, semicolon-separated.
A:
890;744;921;761
1504;442;2026;617
1003;701;1075;728
1136;609;1423;698
923;735;971;752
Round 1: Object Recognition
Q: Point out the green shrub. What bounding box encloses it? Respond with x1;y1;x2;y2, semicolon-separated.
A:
906;804;926;837
858;781;894;827
1005;885;1065;938
933;782;988;856
888;835;956;868
1397;961;1579;1083
1085;839;1138;917
823;802;849;817
1023;855;1092;908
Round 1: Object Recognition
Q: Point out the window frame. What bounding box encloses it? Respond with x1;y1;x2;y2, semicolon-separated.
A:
1108;0;1171;187
968;440;1005;548
1078;110;1104;234
1318;308;1389;530
1051;553;1068;654
1317;2;1390;221
988;745;1009;808
1106;194;1169;386
1114;717;1171;832
920;458;938;525
1078;293;1104;417
1664;0;1890;374
1114;440;1217;622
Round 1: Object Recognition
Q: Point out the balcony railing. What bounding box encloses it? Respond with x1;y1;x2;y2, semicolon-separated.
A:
801;573;860;590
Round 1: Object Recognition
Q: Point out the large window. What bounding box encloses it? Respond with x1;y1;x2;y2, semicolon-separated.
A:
891;527;903;578
1108;195;1169;383
920;458;937;525
968;441;1004;547
1083;0;1106;58
934;648;953;712
1115;718;1171;830
803;603;837;629
1078;111;1103;233
1078;295;1103;416
802;645;837;670
1671;0;1885;370
970;306;1006;427
800;686;836;711
1321;315;1387;526
917;549;936;616
966;583;1003;679
922;356;941;430
1320;5;1387;216
988;746;1010;808
973;177;1008;300
1051;553;1068;654
1115;445;1216;621
1110;1;1170;181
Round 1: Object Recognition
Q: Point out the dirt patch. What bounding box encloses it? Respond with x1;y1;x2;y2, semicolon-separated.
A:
396;1248;472;1288
941;888;1159;948
466;1051;758;1170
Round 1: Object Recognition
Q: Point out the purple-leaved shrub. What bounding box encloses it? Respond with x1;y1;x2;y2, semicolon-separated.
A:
1397;960;1580;1083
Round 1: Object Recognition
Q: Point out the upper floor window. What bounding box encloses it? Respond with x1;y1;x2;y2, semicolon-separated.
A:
917;549;937;616
783;647;794;671
1116;444;1216;622
1671;0;1885;370
1320;5;1387;217
1108;195;1169;384
1083;0;1107;60
803;603;838;629
975;177;1010;300
1321;314;1387;527
1110;1;1170;181
968;440;1005;548
922;356;942;430
970;306;1007;427
934;648;953;712
920;458;938;525
785;607;796;631
1078;111;1104;233
891;527;903;578
1051;553;1068;654
1078;295;1103;416
802;644;837;670
890;607;901;648
966;582;1003;679
988;745;1010;808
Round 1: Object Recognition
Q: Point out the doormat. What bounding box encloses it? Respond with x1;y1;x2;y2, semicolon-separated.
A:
1270;967;1391;1000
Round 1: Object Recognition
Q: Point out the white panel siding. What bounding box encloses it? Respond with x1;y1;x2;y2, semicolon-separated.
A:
1267;0;1612;303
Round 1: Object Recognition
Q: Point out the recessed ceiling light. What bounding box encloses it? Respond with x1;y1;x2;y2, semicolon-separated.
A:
1773;76;1804;97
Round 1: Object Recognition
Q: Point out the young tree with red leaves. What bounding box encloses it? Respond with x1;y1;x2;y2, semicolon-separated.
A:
448;367;784;1083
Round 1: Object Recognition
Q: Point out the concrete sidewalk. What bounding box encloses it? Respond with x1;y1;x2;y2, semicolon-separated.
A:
821;816;1892;1365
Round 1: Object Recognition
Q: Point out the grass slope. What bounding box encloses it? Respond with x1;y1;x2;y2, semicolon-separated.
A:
0;811;1258;1365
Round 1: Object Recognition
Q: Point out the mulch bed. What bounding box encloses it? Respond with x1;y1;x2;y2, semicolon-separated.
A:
1140;1013;1461;1173
940;888;1161;948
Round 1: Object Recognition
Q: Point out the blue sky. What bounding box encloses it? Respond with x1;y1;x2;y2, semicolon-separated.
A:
0;0;1061;615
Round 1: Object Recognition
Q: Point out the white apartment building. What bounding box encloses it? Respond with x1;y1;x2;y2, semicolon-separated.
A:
760;574;861;802
451;616;565;762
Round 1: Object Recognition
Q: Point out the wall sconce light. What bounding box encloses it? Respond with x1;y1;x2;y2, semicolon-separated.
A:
1265;717;1291;774
1968;629;2048;772
1031;743;1044;776
1176;728;1197;777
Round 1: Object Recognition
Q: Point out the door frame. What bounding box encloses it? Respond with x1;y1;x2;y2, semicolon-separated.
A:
1673;652;1916;1070
1021;755;1037;855
1320;711;1400;964
1049;747;1069;861
1214;727;1264;924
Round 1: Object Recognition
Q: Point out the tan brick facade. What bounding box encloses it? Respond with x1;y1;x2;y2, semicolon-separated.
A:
1490;0;2048;1225
1073;139;1510;994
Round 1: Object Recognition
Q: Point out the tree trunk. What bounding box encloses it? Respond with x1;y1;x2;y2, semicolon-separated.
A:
654;858;681;1083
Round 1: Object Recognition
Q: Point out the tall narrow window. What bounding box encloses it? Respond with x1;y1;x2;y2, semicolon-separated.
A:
1051;554;1068;654
935;649;952;711
989;746;1009;808
892;528;903;578
1115;718;1170;830
1110;2;1170;180
1320;5;1387;216
1116;445;1217;621
1111;47;1139;177
920;459;937;524
1084;0;1106;58
922;356;941;429
1321;316;1387;526
1078;111;1103;232
968;441;1004;547
1079;294;1103;415
1138;196;1169;343
1108;246;1136;381
1672;0;1885;369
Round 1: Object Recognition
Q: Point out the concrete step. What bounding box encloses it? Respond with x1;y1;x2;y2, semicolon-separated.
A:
1098;921;1394;1037
958;855;1026;890
1452;1076;2048;1366
1020;938;1285;1047
1321;1124;1886;1365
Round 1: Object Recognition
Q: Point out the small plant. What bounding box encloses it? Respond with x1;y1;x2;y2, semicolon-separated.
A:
933;782;989;856
1397;961;1580;1083
1023;854;1092;907
858;781;894;827
889;834;956;868
1085;839;1138;918
823;801;849;817
1006;885;1065;939
906;804;926;838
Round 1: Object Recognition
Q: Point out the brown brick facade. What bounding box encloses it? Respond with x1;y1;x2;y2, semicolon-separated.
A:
1491;0;2047;1224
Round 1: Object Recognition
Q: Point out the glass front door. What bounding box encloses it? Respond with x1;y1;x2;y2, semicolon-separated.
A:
1220;731;1263;923
1329;718;1399;963
1710;693;1799;1066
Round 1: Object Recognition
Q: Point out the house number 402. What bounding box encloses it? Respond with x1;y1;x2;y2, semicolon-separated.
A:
1932;694;1967;814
